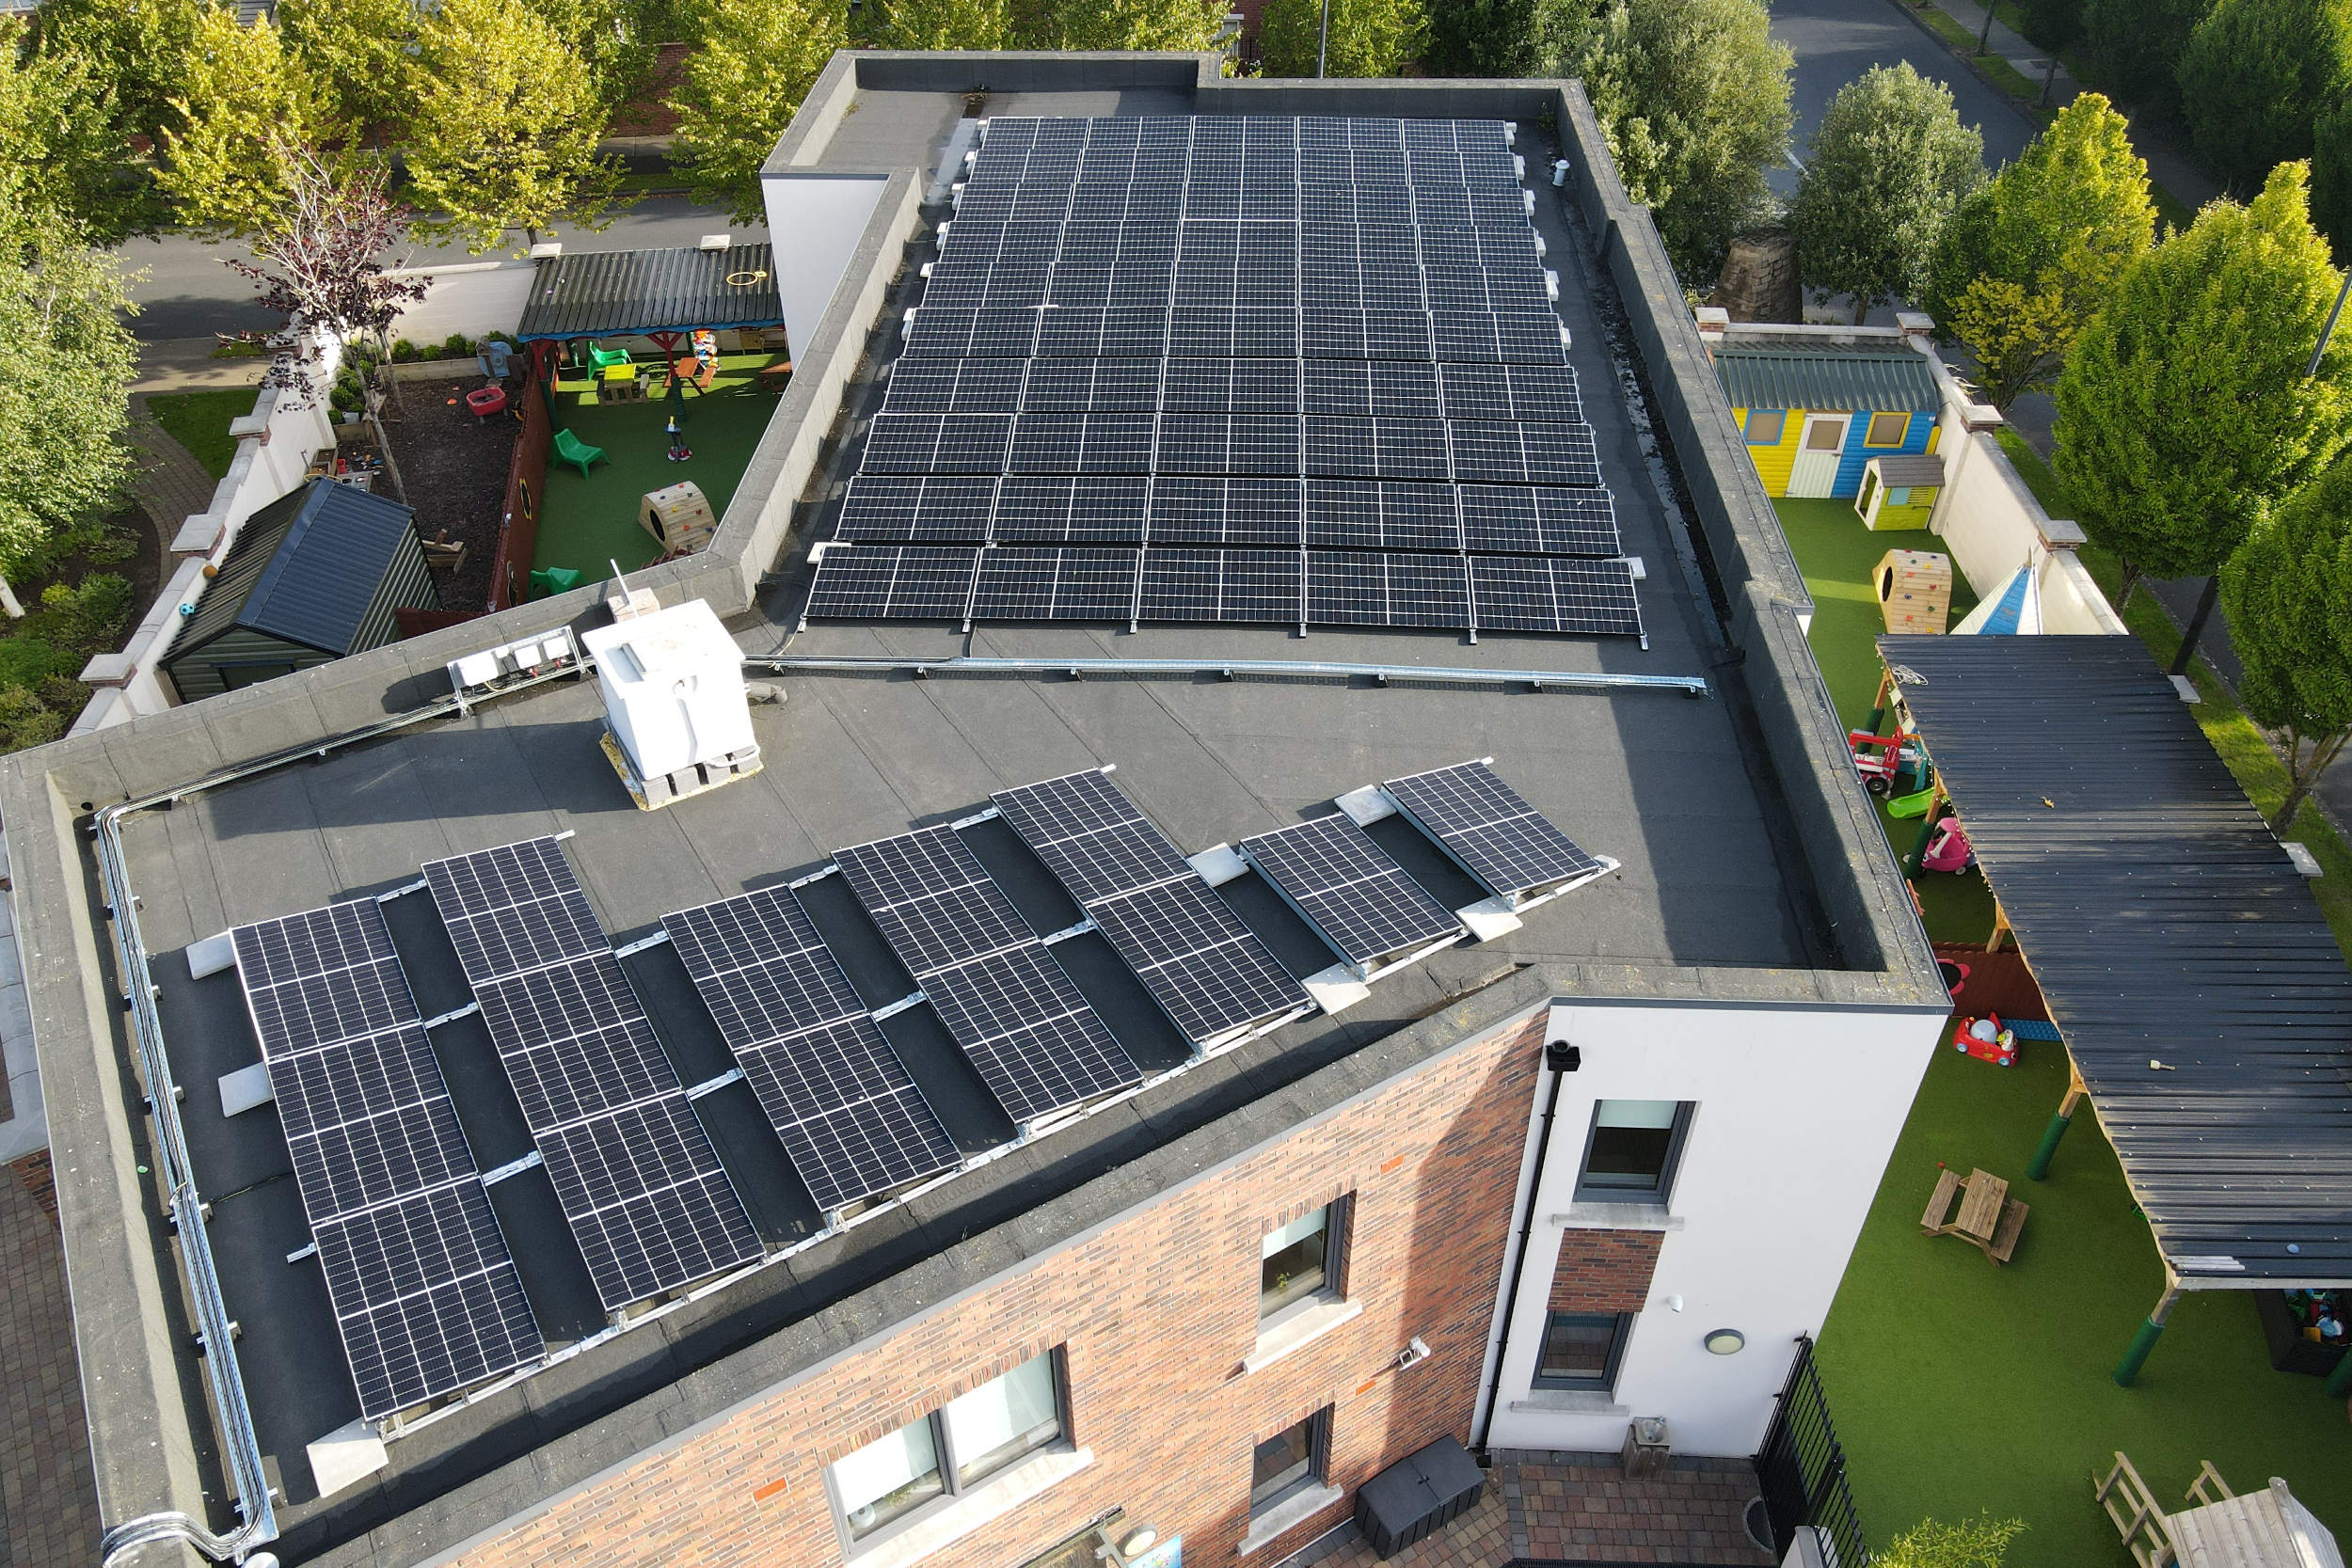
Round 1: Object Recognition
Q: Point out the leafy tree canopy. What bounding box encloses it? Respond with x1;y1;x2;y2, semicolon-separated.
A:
1424;0;1544;74
1041;0;1231;50
670;0;847;226
159;8;347;240
1545;0;1793;283
872;0;1012;49
2319;99;2352;260
2223;451;2352;829
1790;63;1984;322
2055;162;2352;594
2081;0;2209;125
0;16;167;245
278;0;421;146
27;0;200;152
2178;0;2352;193
405;0;622;252
1259;0;1428;77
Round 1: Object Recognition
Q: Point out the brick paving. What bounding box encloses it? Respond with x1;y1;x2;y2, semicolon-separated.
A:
0;1156;102;1566
1295;1453;1773;1568
126;392;230;536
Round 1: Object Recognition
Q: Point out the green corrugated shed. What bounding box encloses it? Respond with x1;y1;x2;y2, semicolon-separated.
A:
1712;347;1939;412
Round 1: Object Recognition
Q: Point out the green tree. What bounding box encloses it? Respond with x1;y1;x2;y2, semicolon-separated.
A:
278;0;420;147
1877;1515;2026;1568
2223;454;2352;829
2055;162;2352;608
2319;97;2352;258
2082;0;2210;125
2012;0;2084;48
405;0;622;252
1259;0;1427;76
0;16;165;245
2178;0;2352;193
1425;0;1543;74
27;0;200;153
1544;0;1793;284
670;0;845;226
1926;92;2155;408
1040;0;1231;49
1790;63;1985;323
158;8;343;240
876;0;1011;49
538;0;672;120
0;199;138;581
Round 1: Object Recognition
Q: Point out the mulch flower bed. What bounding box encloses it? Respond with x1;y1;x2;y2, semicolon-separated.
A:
377;378;517;611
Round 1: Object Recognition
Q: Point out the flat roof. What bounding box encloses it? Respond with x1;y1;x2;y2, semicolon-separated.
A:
514;244;787;341
1882;633;2352;1285
5;55;1942;1568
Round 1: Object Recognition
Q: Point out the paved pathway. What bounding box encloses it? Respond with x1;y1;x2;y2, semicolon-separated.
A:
0;1154;103;1568
1295;1453;1772;1568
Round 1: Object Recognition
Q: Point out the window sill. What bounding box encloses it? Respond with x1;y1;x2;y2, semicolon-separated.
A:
1549;1202;1683;1231
1509;1390;1629;1415
1243;1296;1363;1373
850;1446;1094;1568
1237;1482;1346;1555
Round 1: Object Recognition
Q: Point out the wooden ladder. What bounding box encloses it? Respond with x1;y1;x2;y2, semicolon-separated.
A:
2094;1452;2178;1568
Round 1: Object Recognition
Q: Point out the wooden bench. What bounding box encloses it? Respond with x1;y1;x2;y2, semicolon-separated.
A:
1921;1167;1963;1233
669;356;719;395
1986;1195;2029;1263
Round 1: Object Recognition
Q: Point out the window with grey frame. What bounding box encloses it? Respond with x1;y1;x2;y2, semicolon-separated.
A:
1574;1100;1693;1203
1534;1310;1633;1391
824;1349;1070;1549
1259;1196;1349;1323
1250;1406;1332;1517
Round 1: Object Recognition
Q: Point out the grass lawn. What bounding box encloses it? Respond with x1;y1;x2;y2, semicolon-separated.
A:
1772;497;1994;946
147;388;262;481
535;355;783;582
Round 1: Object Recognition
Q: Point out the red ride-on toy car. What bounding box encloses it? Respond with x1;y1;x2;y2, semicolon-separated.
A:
1849;730;1928;795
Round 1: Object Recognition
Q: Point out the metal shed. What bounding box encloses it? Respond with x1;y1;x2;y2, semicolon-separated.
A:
1877;632;2352;1383
514;244;786;342
163;479;440;701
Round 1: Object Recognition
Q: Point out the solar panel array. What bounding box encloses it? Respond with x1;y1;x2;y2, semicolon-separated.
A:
665;886;962;1212
991;770;1309;1048
230;900;543;1420
1383;759;1609;905
806;115;1643;641
422;839;765;1311
1241;813;1467;972
833;825;1144;1123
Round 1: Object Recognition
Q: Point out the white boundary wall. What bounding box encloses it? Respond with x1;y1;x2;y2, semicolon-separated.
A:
380;258;535;346
75;332;345;732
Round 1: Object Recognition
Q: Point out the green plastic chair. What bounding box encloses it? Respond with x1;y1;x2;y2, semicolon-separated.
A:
554;427;604;477
587;344;633;370
531;566;585;598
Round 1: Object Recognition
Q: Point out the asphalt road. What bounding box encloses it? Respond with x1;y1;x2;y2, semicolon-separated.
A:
119;195;767;341
1769;0;2037;187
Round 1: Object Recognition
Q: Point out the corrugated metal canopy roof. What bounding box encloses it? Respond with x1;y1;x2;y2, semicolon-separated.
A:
1881;633;2352;1284
515;245;787;341
169;480;421;661
1714;346;1940;412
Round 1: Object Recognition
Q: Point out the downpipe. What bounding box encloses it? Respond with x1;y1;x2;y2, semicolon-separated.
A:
1476;1033;1579;1454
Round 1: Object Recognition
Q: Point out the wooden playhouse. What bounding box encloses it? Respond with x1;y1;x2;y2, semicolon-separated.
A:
1714;344;1942;499
1856;453;1947;531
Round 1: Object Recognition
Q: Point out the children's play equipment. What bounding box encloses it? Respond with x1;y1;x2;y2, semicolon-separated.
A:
1953;559;2043;635
554;428;605;478
1849;728;1931;796
1954;1014;2019;1067
641;482;715;555
1876;548;1951;635
588;344;633;370
1920;816;1974;874
464;386;508;422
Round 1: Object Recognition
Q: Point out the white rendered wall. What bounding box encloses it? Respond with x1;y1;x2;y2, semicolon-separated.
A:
382;259;535;344
1477;998;1944;1457
761;173;888;357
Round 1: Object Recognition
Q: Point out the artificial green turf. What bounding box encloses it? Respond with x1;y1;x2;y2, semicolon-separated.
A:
147;388;264;480
1816;1038;2352;1564
1771;497;1995;946
533;356;782;582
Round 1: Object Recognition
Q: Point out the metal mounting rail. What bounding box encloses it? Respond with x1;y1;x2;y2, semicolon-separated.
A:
746;654;1710;697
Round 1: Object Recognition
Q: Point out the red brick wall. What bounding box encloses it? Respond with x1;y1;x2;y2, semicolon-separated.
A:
1546;1231;1662;1314
453;1008;1549;1568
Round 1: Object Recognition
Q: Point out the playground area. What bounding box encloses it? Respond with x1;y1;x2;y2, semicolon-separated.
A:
531;351;786;585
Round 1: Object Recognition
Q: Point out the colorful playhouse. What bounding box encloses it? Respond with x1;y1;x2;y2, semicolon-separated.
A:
1713;346;1941;499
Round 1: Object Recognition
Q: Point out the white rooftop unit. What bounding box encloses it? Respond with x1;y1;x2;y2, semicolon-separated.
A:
580;598;763;810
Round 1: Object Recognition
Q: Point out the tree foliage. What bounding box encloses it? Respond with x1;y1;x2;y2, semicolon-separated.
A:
2081;0;2210;125
278;0;421;146
405;0;621;251
2055;162;2352;600
872;0;1012;49
1926;92;2154;407
26;0;200;154
1876;1515;2026;1568
1790;63;1985;322
158;8;342;240
1259;0;1427;77
0;200;138;580
1544;0;1793;284
2011;0;2084;49
2321;99;2352;261
0;16;164;245
1040;0;1232;50
670;0;846;226
1425;0;1544;74
2177;0;2352;193
2223;453;2352;830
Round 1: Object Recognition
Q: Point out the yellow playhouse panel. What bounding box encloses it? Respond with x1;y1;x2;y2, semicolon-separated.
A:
1736;407;1802;495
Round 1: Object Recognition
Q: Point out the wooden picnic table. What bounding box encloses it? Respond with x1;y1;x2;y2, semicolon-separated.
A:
1921;1165;2029;1263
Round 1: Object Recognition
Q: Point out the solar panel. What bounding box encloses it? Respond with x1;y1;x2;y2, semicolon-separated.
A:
990;769;1308;1047
1469;555;1645;640
666;886;961;1212
835;475;998;544
421;840;764;1310
1139;548;1303;622
1008;412;1156;474
1239;813;1465;974
883;356;1026;414
1446;421;1602;488
833;826;1142;1123
1149;478;1302;546
1457;485;1620;558
1382;759;1609;905
1306;550;1470;628
991;474;1150;544
230;900;543;1420
971;546;1140;621
1305;480;1463;552
804;545;979;622
860;413;1013;475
